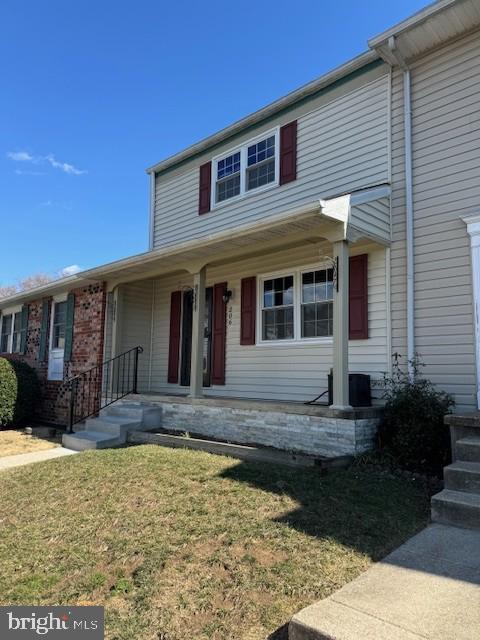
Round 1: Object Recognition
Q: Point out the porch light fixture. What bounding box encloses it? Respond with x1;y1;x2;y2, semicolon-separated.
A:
222;289;233;304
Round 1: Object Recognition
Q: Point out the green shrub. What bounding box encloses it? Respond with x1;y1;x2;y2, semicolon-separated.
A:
378;354;454;475
0;358;40;427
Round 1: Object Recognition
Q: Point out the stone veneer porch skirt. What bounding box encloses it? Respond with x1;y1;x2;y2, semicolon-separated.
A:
133;394;382;458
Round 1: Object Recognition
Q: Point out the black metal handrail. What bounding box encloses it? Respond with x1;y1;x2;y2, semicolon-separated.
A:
66;346;143;432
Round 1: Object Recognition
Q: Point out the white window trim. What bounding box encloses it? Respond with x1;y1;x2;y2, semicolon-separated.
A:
0;305;22;354
211;126;280;210
256;262;334;347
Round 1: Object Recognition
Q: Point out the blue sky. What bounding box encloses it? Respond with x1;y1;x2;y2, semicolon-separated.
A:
0;0;427;286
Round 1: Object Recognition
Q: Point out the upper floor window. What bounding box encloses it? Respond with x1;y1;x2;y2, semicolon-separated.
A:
213;128;279;206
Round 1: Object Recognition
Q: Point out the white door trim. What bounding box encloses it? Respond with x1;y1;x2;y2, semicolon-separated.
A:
463;215;480;409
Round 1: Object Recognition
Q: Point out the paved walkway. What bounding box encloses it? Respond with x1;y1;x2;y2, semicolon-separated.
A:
290;523;480;640
0;447;78;471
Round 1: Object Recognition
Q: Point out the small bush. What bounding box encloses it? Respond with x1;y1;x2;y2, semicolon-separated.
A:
0;358;40;427
378;354;454;475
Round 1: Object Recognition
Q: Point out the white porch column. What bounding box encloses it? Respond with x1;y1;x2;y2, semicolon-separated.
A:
189;266;206;399
331;240;352;410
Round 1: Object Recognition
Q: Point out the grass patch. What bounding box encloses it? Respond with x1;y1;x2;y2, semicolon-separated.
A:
0;428;59;457
0;445;430;639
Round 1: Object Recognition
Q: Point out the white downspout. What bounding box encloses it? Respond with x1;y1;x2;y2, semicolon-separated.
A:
404;69;415;377
389;37;415;377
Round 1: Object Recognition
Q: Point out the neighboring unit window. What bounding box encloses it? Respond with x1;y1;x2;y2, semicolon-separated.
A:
301;269;334;338
11;312;22;353
247;135;276;191
0;315;12;352
262;275;294;340
216;151;241;203
52;301;67;349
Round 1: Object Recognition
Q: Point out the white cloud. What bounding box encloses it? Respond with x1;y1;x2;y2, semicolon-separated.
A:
7;151;34;162
15;169;45;176
61;264;83;277
7;150;86;175
45;154;86;175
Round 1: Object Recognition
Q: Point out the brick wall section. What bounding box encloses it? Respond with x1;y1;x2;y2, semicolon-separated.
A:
4;282;107;425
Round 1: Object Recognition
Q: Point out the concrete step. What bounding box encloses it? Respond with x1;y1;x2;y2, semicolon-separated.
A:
101;402;161;428
84;416;140;437
444;461;480;494
431;489;480;530
456;436;480;463
62;430;121;451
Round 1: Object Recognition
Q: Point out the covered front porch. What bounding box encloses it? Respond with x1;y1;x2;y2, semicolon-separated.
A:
91;185;391;455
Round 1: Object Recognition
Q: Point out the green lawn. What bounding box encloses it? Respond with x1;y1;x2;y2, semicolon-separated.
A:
0;445;429;640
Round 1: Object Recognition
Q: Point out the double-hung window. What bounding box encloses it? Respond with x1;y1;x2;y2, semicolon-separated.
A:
259;265;334;343
301;269;334;338
0;315;12;352
213;129;279;206
0;311;23;353
246;135;276;191
52;301;67;349
11;313;22;353
262;276;294;341
216;151;241;203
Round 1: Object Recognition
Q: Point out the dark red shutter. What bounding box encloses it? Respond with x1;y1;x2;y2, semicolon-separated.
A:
212;282;227;385
198;161;212;215
279;120;297;185
168;291;182;383
349;254;368;340
240;277;256;345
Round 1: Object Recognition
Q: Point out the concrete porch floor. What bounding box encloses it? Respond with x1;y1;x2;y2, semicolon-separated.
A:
133;392;382;421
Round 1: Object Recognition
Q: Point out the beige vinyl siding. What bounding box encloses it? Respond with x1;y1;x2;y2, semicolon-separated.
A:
390;29;480;412
118;242;389;404
153;72;390;248
349;196;391;244
119;281;153;392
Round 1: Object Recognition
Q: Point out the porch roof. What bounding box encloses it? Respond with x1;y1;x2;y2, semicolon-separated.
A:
0;184;390;305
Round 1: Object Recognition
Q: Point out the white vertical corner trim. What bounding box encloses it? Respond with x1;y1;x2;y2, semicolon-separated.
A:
463;215;480;409
149;172;156;250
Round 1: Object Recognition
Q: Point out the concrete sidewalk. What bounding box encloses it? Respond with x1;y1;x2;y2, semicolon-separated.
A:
290;524;480;640
0;447;78;471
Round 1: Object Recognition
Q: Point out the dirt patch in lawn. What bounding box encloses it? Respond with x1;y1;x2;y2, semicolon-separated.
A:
0;427;61;457
0;445;430;640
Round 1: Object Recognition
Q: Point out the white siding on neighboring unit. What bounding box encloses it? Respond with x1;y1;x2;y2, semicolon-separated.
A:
390;30;480;411
118;242;389;404
153;72;390;248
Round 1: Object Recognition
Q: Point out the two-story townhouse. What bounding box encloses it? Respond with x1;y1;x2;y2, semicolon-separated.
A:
1;0;479;459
